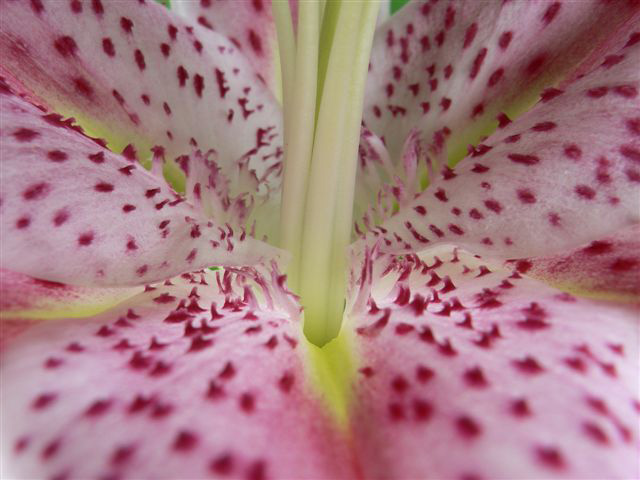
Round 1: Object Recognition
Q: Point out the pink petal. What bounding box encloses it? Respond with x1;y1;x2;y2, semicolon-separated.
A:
0;0;283;206
354;127;424;234
514;224;640;301
172;0;279;94
348;247;639;479
363;0;639;163
0;268;138;319
369;38;640;259
176;148;280;241
0;93;280;286
0;270;351;479
0;267;138;351
172;0;394;97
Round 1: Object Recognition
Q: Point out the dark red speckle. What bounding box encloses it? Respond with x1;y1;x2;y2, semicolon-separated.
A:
78;232;94;246
73;77;94;98
120;17;134;33
47;150;68;162
513;356;545;374
532;121;556;132
278;372;295;393
456;416;482;438
498;31;512;50
91;0;104;16
583;421;609;445
193;74;204;97
525;54;546;75
542;2;561;25
85;398;112;416
94;182;114;192
70;0;82;13
134;49;146;70
31;0;44;14
32;392;57;410
463;367;488;387
52;209;69;226
248;29;262;54
53;36;77;57
247;460;266;480
16;216;31;229
469;48;487;79
536;446;566;470
88;151;105;163
575;185;595;200
239;392;256;413
23;182;50;200
13;128;39;142
511;398;531;417
210;454;234;475
611;258;637;272
563;144;582;160
517;189;536;204
413;399;433;422
463;23;478;49
508;153;539;165
621;145;640;163
111;444;136;465
484;199;502;213
488;68;504;87
173;430;198;451
582;241;613;255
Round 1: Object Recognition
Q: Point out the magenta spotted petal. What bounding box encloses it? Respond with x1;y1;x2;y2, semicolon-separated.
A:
0;271;353;479
2;251;638;479
371;38;640;259
0;93;280;287
0;0;283;204
517;224;640;301
1;0;639;479
172;0;280;94
348;247;639;479
363;0;639;164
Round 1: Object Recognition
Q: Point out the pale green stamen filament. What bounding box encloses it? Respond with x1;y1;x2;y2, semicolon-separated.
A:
275;0;380;346
276;0;320;290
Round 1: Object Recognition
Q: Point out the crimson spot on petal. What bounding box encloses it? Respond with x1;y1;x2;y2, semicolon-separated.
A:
456;415;482;438
574;185;595;200
23;182;50;200
13;128;39;142
536;446;566;470
173;430;198;451
53;36;77;57
498;31;512;50
47;150;68;162
102;38;115;57
77;231;94;246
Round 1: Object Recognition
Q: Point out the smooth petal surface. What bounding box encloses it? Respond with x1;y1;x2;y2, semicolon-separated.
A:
0;270;352;480
369;37;640;259
347;247;639;479
0;0;284;203
172;0;279;94
363;0;639;165
515;224;640;302
0;93;280;286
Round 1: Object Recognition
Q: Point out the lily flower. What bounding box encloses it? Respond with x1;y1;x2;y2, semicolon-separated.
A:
1;0;639;479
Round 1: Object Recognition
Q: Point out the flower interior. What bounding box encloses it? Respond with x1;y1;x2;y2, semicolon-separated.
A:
274;1;380;346
0;1;639;479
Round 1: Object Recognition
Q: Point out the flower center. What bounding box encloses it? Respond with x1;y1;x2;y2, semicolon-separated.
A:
274;1;379;346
